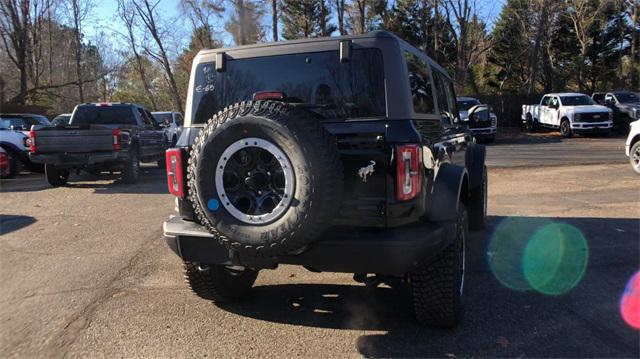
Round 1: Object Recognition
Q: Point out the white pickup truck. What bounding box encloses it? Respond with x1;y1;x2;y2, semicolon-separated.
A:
521;92;613;137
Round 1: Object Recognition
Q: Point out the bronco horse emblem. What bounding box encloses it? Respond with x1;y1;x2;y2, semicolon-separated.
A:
358;160;376;183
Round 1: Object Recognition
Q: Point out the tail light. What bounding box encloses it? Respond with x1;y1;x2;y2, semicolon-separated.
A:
396;144;422;201
28;129;37;153
166;148;184;197
112;129;121;150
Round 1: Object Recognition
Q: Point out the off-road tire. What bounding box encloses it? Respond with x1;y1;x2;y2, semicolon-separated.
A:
630;141;640;175
411;204;467;328
45;164;69;186
122;149;140;183
184;262;258;302
468;165;487;230
187;101;343;258
560;119;572;138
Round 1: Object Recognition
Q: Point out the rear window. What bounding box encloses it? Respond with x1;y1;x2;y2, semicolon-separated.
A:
71;106;136;125
191;49;386;124
457;99;481;111
152;113;172;124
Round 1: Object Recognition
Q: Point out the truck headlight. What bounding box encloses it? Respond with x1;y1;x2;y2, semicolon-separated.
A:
574;113;582;121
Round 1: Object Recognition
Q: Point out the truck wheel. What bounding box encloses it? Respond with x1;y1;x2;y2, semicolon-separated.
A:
188;101;343;257
560;119;572;138
630;141;640;175
468;165;487;230
525;114;536;132
411;204;467;328
122;150;140;183
45;164;69;186
184;262;258;302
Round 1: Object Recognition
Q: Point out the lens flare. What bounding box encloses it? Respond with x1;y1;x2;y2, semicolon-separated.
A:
523;223;588;296
488;218;589;296
488;217;552;291
620;271;640;330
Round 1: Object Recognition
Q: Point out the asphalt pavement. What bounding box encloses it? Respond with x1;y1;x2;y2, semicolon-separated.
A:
1;132;638;358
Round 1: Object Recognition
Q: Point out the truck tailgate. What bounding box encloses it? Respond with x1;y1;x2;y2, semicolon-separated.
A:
34;126;115;153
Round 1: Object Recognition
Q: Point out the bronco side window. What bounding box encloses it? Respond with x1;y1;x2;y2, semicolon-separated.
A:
404;52;435;115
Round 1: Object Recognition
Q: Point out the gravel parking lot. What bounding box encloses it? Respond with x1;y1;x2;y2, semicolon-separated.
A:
1;132;638;358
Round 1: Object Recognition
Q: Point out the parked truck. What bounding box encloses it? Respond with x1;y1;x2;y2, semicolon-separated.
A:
522;93;613;137
457;96;497;142
29;103;167;186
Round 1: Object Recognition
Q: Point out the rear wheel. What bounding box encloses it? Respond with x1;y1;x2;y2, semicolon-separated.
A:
184;262;258;302
525;114;536;132
122;150;140;183
45;164;69;186
630;142;640;175
560;119;572;138
411;204;467;328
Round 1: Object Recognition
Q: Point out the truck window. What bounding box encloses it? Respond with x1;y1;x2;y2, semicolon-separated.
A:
72;106;136;125
541;96;551;106
175;113;184;126
138;109;154;126
191;49;386;124
404;52;435;115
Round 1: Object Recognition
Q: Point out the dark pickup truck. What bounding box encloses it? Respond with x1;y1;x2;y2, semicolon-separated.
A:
29;103;167;186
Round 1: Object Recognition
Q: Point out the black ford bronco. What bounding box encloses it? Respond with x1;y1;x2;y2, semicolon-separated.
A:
163;31;488;327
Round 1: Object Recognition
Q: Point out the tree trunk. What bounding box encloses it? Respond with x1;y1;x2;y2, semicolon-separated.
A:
335;0;345;35
527;0;550;95
238;0;247;45
631;0;639;88
357;0;366;34
320;0;327;36
71;0;84;103
271;0;278;41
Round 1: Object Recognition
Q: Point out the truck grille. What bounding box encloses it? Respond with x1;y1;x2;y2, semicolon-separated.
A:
469;119;492;129
579;112;609;122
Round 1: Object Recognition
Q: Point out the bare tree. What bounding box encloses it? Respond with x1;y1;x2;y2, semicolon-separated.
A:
117;0;157;110
225;0;264;45
133;0;183;111
566;0;607;92
0;0;50;104
442;0;481;91
180;0;224;48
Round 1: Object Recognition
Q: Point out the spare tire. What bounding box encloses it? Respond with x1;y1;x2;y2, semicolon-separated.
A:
188;101;343;257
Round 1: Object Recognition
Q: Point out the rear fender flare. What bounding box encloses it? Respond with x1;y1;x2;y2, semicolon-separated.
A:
427;163;468;222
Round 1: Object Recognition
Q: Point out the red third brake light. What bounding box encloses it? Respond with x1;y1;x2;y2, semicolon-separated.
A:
253;91;286;101
28;129;37;153
396;144;422;201
112;129;121;150
166;148;184;197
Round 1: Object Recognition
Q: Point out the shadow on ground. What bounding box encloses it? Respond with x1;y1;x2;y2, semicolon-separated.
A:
0;214;37;235
219;216;639;357
0;165;167;194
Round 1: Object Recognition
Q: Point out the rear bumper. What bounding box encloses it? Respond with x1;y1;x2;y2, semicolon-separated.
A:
163;215;454;275
29;151;128;167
